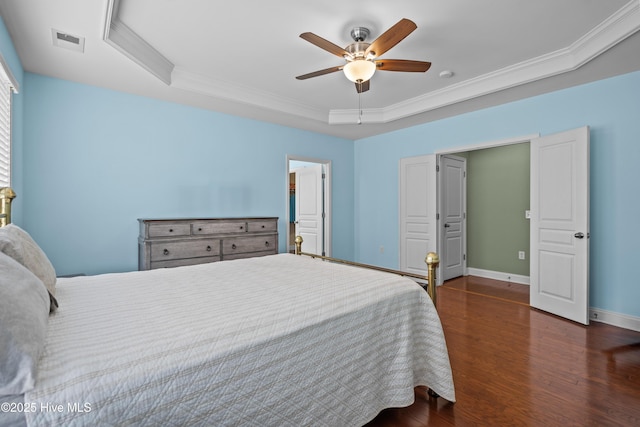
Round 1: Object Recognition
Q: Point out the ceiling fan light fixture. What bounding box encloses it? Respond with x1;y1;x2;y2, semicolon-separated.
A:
297;18;428;94
343;59;376;83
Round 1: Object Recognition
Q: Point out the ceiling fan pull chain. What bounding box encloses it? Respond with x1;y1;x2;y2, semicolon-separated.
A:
358;84;363;125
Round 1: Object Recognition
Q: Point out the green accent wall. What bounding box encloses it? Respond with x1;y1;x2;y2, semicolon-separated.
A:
466;143;530;276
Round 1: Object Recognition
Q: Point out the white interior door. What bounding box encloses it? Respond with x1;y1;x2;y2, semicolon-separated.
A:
441;155;466;281
399;155;438;277
294;164;324;255
530;126;589;324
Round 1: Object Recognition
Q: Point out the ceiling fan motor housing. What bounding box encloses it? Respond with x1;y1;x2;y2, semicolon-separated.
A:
350;27;370;42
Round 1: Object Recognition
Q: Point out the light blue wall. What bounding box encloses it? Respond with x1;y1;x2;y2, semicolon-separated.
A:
354;70;640;318
20;74;354;275
0;17;24;223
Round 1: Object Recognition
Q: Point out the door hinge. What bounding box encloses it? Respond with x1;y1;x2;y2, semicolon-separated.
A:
463;254;466;261
436;213;440;220
436;165;440;172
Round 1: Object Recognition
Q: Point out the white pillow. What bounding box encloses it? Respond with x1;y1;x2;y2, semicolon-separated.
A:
0;251;50;396
0;224;57;311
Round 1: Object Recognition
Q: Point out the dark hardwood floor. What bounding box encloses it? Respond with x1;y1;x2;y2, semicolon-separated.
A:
441;275;530;306
365;276;640;426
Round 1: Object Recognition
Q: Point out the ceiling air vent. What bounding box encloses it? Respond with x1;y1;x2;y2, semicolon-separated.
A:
51;29;85;53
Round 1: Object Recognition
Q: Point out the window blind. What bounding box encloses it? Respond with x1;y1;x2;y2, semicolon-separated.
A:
0;81;10;187
0;55;17;188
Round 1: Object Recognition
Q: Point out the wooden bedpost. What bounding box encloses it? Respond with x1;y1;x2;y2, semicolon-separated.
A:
294;235;303;255
0;187;16;227
425;252;440;307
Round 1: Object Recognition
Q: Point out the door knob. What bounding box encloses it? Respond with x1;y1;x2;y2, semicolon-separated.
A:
574;232;585;239
444;223;451;228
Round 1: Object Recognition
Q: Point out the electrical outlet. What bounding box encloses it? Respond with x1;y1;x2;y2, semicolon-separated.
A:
518;251;526;260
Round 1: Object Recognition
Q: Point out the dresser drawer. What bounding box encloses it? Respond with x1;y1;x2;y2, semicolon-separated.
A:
246;220;277;233
192;221;247;235
223;235;276;256
150;239;220;261
148;223;191;238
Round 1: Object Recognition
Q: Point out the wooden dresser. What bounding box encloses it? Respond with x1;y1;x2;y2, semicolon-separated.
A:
138;217;278;270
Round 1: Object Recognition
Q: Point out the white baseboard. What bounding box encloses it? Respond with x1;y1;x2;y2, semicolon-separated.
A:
465;267;530;285
590;307;640;332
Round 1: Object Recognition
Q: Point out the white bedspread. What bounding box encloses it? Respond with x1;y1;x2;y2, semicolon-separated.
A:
24;254;454;426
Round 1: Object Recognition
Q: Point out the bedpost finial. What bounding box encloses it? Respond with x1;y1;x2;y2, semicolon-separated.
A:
0;187;16;227
425;252;439;306
0;187;16;199
294;235;303;255
425;252;439;267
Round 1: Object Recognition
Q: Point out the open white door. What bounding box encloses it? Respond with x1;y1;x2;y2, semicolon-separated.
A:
530;127;589;324
399;155;438;277
294;164;324;255
441;155;466;281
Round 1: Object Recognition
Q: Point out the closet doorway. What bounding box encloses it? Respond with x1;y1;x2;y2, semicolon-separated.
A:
400;134;536;284
437;137;532;285
286;156;332;256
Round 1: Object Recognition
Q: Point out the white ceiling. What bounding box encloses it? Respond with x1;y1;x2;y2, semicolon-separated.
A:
2;0;640;139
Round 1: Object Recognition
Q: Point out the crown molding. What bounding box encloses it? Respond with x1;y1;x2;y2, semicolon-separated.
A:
104;0;640;126
103;0;174;85
329;0;640;124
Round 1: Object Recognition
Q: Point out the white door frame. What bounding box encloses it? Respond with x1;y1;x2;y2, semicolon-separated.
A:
286;155;332;257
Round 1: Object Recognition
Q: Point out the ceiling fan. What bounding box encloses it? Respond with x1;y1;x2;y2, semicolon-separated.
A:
296;18;431;93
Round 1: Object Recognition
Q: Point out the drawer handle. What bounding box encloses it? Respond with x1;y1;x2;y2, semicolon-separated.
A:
163;249;170;256
265;241;269;247
206;245;212;252
239;226;244;230
169;229;173;233
232;244;237;250
198;227;202;232
261;225;265;228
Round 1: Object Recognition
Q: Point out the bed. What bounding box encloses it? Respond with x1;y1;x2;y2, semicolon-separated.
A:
0;188;455;426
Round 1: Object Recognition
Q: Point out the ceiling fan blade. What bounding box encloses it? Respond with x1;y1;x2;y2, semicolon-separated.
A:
300;32;349;58
375;59;432;72
355;80;370;93
365;18;417;58
296;65;343;80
